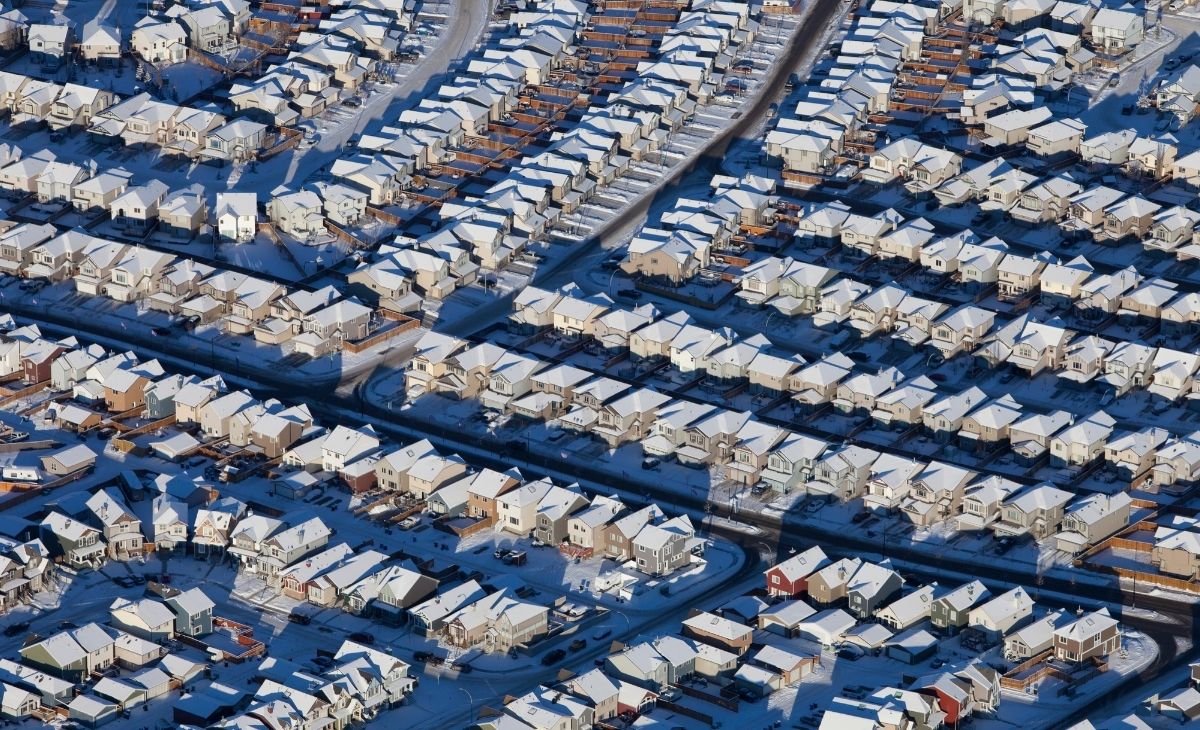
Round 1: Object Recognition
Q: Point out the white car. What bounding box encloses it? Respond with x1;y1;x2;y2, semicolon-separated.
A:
398;516;421;530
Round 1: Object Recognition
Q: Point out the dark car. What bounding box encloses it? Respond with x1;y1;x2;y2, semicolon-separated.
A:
569;638;587;652
2;621;30;637
541;649;567;666
288;612;312;625
414;651;435;662
348;632;374;645
851;512;871;524
151;326;171;337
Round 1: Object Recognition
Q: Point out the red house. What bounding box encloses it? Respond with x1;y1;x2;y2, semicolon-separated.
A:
917;664;1000;725
919;674;969;725
21;341;66;384
340;456;379;494
764;546;829;597
617;684;657;717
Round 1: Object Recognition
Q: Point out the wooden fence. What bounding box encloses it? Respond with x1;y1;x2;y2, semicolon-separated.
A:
342;313;420;354
0;380;49;408
657;699;716;725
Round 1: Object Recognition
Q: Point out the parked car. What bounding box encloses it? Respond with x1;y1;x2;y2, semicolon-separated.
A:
541;649;566;665
348;632;374;645
288;612;312;625
569;638;587;652
2;621;30;637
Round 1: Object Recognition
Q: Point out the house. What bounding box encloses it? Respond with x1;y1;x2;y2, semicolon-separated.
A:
902;461;974;526
248;516;331;579
876;585;937;631
268;190;325;238
1105;427;1170;480
200;390;257;438
994;484;1073;540
969;586;1034;639
212;192;258;243
1050;411;1116;467
1054;609;1120;662
846;561;903;619
151;494;188;551
86;489;142;559
681;611;753;655
809;444;879;501
862;453;925;511
465;468;521;521
321;424;379;472
79;26;121;65
764;546;830;597
131;20;188;64
20;623;115;681
603;505;662;563
885;628;939;665
532;485;589;546
444;589;549;653
1009;410;1072;463
915;664;1000;724
930;581;990;632
35;161;89;203
109;597;176;641
1156;687;1200;723
760;433;828;494
40;444;97;476
495;479;554;536
72;169;131;213
28;24;74;65
1057;493;1132;555
164;588;214;637
931;305;994;357
566;495;624;555
1152;516;1200;579
738;645;818;694
631;515;695;576
1003;609;1070;662
1090;8;1143;52
502;685;594;730
109;181;169;236
562;670;620;722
